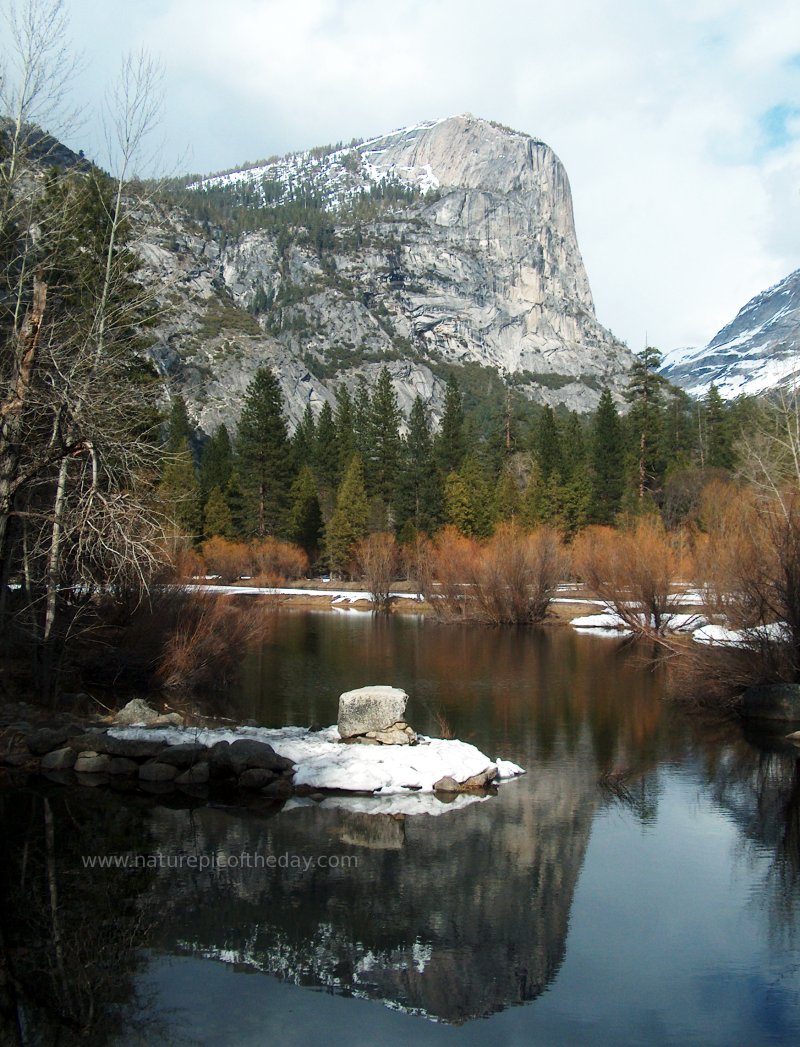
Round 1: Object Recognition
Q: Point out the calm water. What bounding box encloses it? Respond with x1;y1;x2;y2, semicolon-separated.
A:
3;610;800;1045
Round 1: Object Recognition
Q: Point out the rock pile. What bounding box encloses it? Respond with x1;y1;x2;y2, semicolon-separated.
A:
20;722;296;798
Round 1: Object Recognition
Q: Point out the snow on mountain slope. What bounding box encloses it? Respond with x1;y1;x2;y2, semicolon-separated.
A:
662;269;800;399
191;119;448;207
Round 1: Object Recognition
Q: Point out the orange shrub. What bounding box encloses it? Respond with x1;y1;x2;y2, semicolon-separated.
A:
427;526;481;620
356;532;400;611
157;592;266;692
572;518;690;635
407;524;568;624
160;539;206;583
471;523;569;625
248;538;309;582
201;536;250;583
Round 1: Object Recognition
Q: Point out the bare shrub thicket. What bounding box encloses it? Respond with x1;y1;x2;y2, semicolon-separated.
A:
155;591;268;693
198;537;308;585
356;532;400;611
200;537;249;583
695;482;800;684
161;539;205;583
572;518;694;637
248;537;309;585
406;524;567;624
471;524;568;624
412;527;479;620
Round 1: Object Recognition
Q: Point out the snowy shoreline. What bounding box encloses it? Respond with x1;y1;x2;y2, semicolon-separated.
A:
110;723;526;798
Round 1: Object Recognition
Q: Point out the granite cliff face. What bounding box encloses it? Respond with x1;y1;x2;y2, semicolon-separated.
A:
661;268;800;399
142;115;633;434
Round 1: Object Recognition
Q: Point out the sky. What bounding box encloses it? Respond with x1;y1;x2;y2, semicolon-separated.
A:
11;0;800;354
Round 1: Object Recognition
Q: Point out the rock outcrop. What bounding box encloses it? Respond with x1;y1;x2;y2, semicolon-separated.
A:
139;115;633;433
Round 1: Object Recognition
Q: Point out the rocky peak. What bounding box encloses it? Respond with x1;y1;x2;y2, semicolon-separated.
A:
143;116;633;435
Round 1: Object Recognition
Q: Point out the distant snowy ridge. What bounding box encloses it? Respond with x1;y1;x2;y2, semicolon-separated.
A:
189;118;448;209
662;268;800;399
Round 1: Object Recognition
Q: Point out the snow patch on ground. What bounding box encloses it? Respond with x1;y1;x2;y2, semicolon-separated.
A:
692;621;789;646
108;724;525;797
571;610;706;633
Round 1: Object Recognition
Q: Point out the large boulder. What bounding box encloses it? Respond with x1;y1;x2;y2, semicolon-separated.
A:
337;686;409;740
433;767;497;792
27;726;82;755
228;739;295;775
69;732;168;760
112;699;161;726
41;746;77;771
741;683;800;722
155;743;208;768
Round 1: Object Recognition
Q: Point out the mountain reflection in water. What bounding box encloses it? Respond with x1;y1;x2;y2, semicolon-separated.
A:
2;615;800;1045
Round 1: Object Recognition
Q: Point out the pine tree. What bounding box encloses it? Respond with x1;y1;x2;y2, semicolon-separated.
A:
535;406;563;482
288;465;323;561
367;366;402;505
200;423;233;501
561;412;586;481
590;389;625;525
236;367;292;537
334;385;356;482
166;395;192;452
539;471;566;529
352;379;372;466
159;437;202;541
624;346;669;499
519;461;545;528
493;468;521;523
662;387;695;467
444;456;493;538
314;400;338;488
396;396;441;534
225;470;247;537
292;403;317;468
326;455;370;577
435;374;466;475
203;484;234;539
704;385;735;470
561;463;592;538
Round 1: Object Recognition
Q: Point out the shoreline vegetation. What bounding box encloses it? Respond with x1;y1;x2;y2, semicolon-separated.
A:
2;2;800;721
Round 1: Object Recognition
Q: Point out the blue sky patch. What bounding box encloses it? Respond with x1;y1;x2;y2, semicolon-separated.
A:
759;104;800;155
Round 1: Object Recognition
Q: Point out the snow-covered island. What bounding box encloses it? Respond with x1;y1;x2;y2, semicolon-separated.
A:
24;687;524;809
109;722;525;797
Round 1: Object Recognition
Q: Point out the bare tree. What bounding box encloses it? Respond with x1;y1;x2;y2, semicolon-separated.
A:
0;3;170;694
356;532;399;612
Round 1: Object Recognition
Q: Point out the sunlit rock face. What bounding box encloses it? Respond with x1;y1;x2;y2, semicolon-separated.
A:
140;115;632;434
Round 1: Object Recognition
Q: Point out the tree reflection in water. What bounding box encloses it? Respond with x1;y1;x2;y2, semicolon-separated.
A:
1;621;800;1038
0;786;179;1045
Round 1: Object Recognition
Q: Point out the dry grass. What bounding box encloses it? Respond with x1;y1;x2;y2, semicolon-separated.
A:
432;708;455;739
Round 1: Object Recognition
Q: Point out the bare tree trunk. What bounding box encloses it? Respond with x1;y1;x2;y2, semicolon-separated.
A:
43;799;67;992
0;275;47;560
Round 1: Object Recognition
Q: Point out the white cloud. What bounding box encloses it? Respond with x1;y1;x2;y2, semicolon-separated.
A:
51;0;800;351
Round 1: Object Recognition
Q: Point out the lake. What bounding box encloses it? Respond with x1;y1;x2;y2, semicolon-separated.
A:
3;609;800;1045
